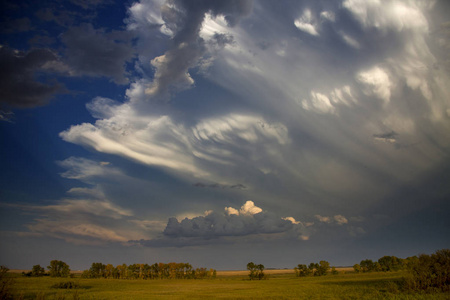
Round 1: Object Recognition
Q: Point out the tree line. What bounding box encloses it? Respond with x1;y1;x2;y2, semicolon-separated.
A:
352;249;449;292
13;248;450;292
353;255;410;273
81;262;216;280
22;260;216;280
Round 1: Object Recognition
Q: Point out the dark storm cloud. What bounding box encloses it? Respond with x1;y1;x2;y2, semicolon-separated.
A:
131;201;310;247
61;23;135;84
0;47;65;108
163;211;293;238
143;0;252;99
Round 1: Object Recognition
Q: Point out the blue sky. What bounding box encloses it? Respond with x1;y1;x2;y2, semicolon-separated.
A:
1;0;449;270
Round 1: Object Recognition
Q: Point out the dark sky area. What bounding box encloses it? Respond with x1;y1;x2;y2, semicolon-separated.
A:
0;0;449;270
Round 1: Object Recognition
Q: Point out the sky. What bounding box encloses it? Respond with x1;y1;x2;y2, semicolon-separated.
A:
0;0;449;271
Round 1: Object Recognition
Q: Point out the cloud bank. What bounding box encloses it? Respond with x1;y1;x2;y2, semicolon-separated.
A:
3;0;449;264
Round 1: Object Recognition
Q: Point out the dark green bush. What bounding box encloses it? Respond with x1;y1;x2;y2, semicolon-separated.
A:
404;249;450;292
51;281;80;289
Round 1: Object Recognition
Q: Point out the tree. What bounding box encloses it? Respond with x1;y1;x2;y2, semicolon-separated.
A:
308;263;319;275
247;262;265;280
353;264;361;273
256;264;265;280
89;262;106;278
105;264;115;279
316;261;330;276
247;262;256;280
31;265;45;277
47;260;70;277
194;267;207;279
294;264;311;277
360;259;374;272
378;256;403;272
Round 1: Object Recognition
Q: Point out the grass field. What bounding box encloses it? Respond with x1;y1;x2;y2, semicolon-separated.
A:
6;270;450;299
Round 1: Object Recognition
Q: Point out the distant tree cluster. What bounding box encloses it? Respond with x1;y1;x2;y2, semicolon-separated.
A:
353;255;410;273
81;262;216;280
22;261;71;278
22;264;46;277
247;262;265;280
294;261;330;277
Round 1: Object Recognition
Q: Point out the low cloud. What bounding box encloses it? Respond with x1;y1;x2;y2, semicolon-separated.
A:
133;201;314;247
294;9;319;36
163;201;291;238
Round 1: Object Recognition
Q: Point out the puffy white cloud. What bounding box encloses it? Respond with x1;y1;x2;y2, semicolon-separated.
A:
294;9;319;36
225;206;239;216
302;91;335;114
343;0;428;33
356;66;392;104
320;11;335;22
239;201;262;215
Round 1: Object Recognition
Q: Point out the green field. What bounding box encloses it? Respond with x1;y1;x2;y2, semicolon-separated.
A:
6;271;450;299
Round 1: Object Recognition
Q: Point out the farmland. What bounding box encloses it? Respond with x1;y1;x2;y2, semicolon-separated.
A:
5;269;449;299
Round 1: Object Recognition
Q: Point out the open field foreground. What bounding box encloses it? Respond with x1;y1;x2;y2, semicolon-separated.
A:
6;270;450;299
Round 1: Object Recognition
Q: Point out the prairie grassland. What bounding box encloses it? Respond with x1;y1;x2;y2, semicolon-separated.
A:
7;270;449;299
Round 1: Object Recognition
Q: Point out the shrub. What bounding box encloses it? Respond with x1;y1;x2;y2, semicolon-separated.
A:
404;249;450;292
0;266;13;300
32;265;46;277
52;281;80;289
331;267;338;275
